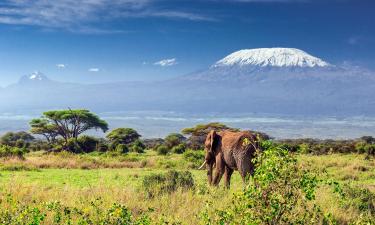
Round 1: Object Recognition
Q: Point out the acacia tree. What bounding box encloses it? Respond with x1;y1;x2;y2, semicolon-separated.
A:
182;122;238;149
29;118;59;143
30;109;108;144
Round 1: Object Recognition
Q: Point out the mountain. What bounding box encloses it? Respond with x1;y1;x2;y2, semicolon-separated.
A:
0;47;374;116
212;48;330;68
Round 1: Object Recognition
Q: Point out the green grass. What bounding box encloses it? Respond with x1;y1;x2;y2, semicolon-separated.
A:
0;152;373;224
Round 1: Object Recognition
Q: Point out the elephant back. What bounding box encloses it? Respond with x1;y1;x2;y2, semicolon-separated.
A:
220;131;258;153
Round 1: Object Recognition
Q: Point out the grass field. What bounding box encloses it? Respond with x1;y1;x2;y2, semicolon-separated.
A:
0;151;374;224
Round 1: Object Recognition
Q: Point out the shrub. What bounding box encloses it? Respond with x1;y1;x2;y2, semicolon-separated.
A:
156;145;169;155
164;133;186;149
171;143;186;154
142;170;195;197
96;139;109;152
65;138;83;153
130;140;146;153
77;135;99;153
115;144;129;154
0;196;151;224
201;144;322;224
0;131;35;148
143;138;164;149
183;150;204;167
0;145;26;158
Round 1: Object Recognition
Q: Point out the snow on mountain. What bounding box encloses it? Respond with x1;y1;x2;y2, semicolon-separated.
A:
212;48;331;68
18;71;50;84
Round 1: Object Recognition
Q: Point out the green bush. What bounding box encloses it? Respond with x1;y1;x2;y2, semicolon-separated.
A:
0;131;34;148
77;135;99;153
0;196;151;224
115;144;129;154
130;140;146;153
156;145;169;155
0;145;26;158
201;144;322;224
142;170;195;198
171;143;186;154
65;138;83;153
183;150;204;167
164;133;186;149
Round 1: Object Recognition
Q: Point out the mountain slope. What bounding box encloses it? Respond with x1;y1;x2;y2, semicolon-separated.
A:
0;48;374;116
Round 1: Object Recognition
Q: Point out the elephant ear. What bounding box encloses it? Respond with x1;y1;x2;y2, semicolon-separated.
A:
208;130;217;153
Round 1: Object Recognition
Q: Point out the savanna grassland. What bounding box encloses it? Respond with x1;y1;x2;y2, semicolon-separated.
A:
0;150;374;224
0;111;374;224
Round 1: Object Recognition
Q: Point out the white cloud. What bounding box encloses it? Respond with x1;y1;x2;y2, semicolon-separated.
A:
88;68;100;72
56;64;66;69
0;0;215;33
154;58;178;67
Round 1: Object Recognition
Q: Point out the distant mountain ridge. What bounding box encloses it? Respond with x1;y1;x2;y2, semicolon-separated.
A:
1;47;374;116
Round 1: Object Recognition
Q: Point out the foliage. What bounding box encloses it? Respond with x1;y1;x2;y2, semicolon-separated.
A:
156;145;169;155
143;138;165;149
0;131;35;148
181;122;237;136
183;150;205;167
182;122;238;150
0;145;26;158
115;144;129;154
30;109;108;147
172;143;186;154
77;135;99;153
201;144;323;224
130;139;146;153
142;170;195;197
277;136;375;156
107;127;141;151
164;133;186;149
29;118;59;144
0;196;151;225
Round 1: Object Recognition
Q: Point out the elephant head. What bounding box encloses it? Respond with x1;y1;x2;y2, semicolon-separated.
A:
198;130;219;185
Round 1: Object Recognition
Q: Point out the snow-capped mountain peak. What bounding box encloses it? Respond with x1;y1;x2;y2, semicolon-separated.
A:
28;71;46;81
212;48;331;68
18;71;51;85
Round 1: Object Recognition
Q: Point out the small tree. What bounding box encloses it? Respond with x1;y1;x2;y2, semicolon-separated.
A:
182;123;238;150
164;133;186;149
0;131;35;148
106;128;141;150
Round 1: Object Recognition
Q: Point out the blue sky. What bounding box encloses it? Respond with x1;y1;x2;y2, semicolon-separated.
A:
0;0;374;86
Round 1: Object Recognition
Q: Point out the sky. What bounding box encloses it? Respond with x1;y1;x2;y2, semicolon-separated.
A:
0;0;374;86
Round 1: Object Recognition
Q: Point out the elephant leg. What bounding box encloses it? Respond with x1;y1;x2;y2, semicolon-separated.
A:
224;166;234;189
212;154;225;186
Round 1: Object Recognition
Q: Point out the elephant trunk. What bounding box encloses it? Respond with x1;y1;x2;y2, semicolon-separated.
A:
207;162;213;185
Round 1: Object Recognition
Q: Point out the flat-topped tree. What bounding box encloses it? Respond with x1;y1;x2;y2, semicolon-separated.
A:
182;122;238;150
30;109;108;143
29;118;59;143
182;122;238;136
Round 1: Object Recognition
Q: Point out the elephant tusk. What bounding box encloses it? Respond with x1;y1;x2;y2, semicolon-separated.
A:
198;161;206;170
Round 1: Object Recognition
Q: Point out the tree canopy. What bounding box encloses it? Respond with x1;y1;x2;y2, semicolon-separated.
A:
0;131;35;147
182;122;238;136
30;109;108;143
106;128;141;146
164;133;186;149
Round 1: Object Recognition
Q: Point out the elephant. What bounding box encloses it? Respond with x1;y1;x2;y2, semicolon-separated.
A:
198;130;259;188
